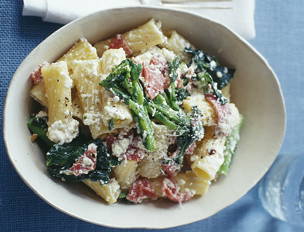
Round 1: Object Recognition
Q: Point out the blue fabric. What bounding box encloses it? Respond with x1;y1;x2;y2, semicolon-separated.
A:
0;0;303;231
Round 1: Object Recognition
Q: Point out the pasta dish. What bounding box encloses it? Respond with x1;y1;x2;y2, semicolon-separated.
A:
28;19;242;204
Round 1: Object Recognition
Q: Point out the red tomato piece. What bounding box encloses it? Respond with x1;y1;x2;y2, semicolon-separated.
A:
109;34;132;56
162;178;194;203
127;178;157;203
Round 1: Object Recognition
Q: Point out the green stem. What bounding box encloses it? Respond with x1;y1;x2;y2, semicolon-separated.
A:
128;100;155;151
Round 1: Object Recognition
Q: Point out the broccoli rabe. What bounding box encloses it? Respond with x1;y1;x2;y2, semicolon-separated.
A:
168;57;181;82
107;119;114;131
27;115;54;148
101;59;155;151
101;58;203;164
218;116;243;176
185;47;235;90
46;139;119;183
173;106;204;164
46;142;88;182
195;72;228;105
175;88;190;102
166;57;181;111
27;116;118;183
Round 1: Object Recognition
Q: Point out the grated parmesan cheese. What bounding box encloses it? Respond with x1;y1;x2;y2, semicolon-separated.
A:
83;112;101;126
104;105;132;121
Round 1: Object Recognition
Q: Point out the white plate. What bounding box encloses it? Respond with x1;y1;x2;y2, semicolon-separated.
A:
3;7;286;229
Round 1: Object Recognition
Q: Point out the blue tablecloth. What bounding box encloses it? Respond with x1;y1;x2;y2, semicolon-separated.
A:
1;0;303;231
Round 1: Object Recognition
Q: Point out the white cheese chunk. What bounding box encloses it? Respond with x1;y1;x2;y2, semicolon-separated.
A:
112;137;131;157
36;111;47;118
47;118;79;144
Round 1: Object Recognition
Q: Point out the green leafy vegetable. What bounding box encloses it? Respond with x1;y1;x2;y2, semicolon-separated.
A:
168;57;181;82
27;115;54;148
173;106;204;164
46;139;119;183
108;119;114;131
218;116;243;176
101;59;155;151
195;71;228;105
46;143;86;182
166;57;181;111
175;88;190;102
89;140;120;182
211;66;235;90
118;191;128;200
117;191;133;203
185;47;235;90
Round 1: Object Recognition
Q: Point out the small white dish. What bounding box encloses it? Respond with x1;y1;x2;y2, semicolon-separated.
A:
3;7;285;229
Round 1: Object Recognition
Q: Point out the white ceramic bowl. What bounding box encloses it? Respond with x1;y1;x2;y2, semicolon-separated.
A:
4;7;285;229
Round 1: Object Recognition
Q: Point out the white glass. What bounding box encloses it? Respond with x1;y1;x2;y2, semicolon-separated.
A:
259;153;304;227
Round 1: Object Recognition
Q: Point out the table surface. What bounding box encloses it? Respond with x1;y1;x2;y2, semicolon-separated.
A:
1;0;303;231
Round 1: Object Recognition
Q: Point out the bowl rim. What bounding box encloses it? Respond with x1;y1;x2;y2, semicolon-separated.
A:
3;6;286;229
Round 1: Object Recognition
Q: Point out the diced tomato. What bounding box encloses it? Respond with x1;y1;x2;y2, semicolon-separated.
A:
68;143;97;176
29;67;42;85
162;178;194;203
109;34;132;56
127;178;157;203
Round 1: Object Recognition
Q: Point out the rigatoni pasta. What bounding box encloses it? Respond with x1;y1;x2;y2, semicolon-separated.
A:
94;19;166;57
114;160;138;189
99;48;133;131
41;61;79;145
27;19;242;205
162;30;193;62
42;61;73;124
83;179;121;204
58;38;99;75
30;81;47;106
99;48;126;74
71;59;104;138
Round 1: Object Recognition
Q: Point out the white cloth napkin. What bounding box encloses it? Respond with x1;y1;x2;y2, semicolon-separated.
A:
22;0;255;39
